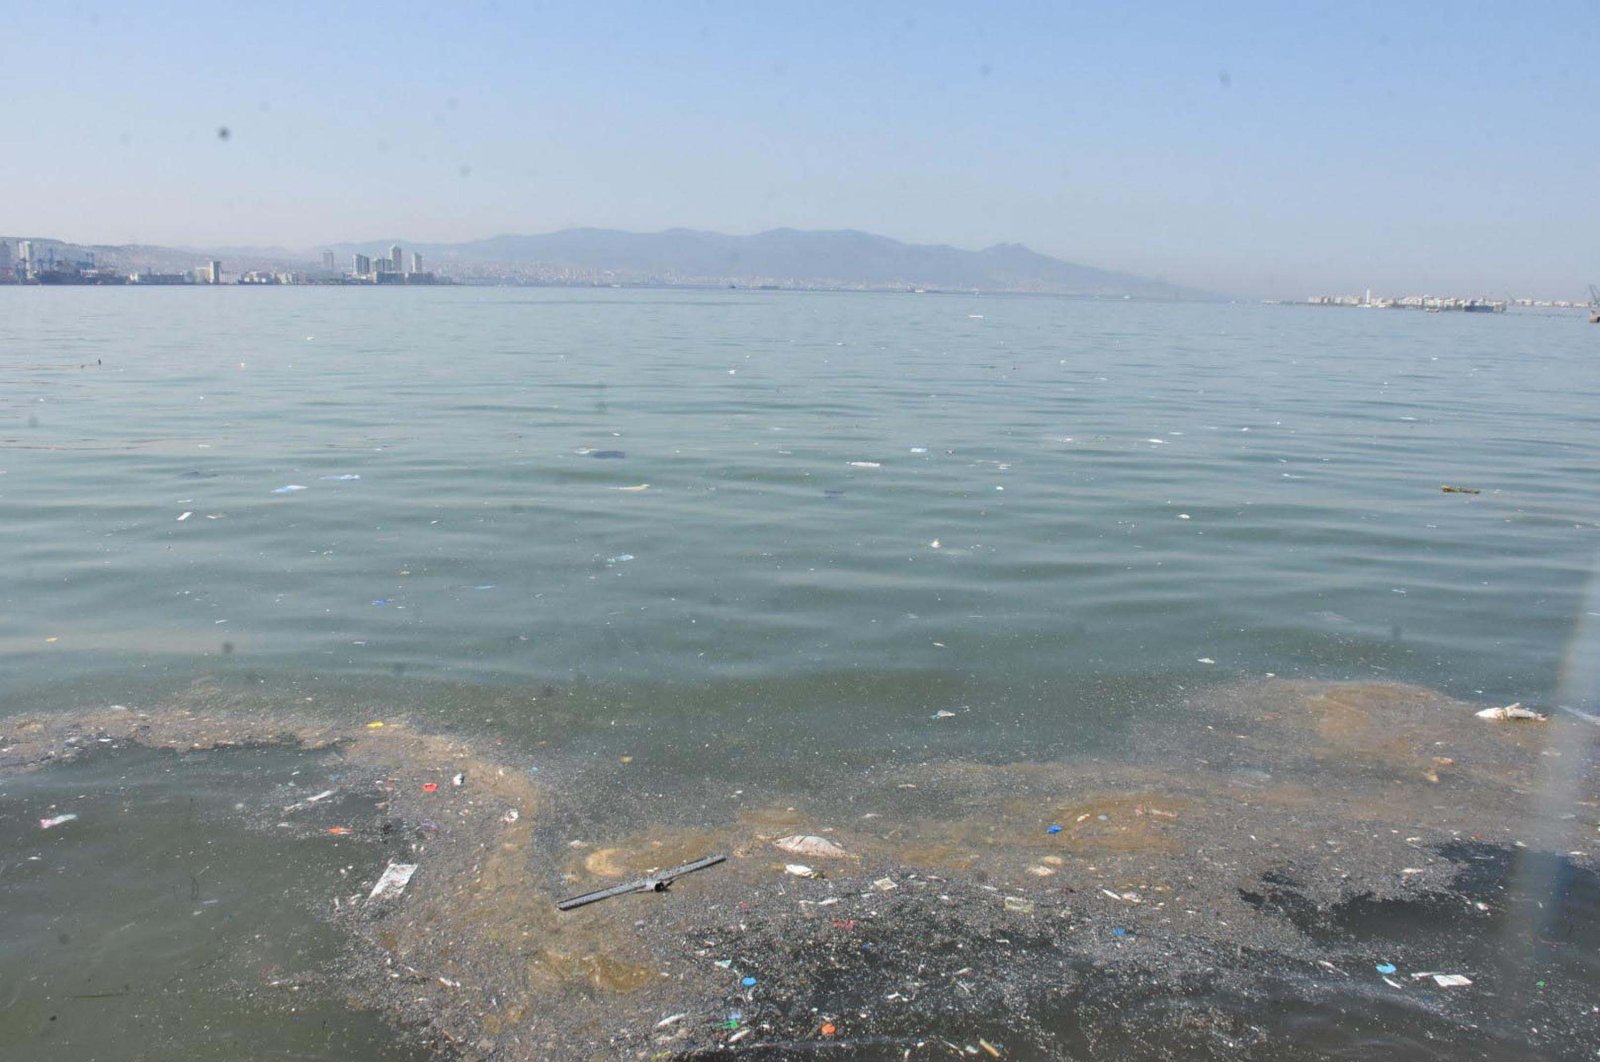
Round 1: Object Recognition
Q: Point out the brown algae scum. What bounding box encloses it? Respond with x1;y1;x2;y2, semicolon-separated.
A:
2;678;1597;1060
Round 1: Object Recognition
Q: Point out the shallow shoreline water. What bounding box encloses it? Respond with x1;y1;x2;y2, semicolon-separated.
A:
3;678;1596;1060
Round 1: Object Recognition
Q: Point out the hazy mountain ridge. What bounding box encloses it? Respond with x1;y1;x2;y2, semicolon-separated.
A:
4;228;1208;298
331;227;1206;297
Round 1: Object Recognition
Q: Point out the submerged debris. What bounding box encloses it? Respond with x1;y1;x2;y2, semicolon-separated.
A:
773;834;851;860
367;862;418;902
1475;702;1548;722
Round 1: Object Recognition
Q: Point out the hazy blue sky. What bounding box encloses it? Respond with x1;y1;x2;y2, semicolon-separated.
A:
4;1;1596;297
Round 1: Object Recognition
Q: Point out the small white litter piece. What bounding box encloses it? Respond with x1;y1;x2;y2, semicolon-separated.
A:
655;1013;688;1029
1411;971;1472;987
177;511;192;521
932;709;958;720
39;813;79;829
272;484;307;494
873;877;898;892
368;862;418;902
501;809;520;824
774;834;851;859
848;461;882;468
785;864;821;879
1475;702;1547;722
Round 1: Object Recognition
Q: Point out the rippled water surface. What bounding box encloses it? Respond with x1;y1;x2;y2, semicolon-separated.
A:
2;288;1599;1059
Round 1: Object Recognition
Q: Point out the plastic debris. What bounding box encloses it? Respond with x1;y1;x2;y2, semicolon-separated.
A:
820;1022;838;1037
1197;657;1216;665
774;834;851;859
1428;973;1473;987
979;1040;1002;1058
1047;824;1063;834
655;1013;687;1029
1440;484;1481;494
1111;927;1129;938
910;447;928;454
365;721;385;729
501;808;520;824
932;709;958;720
326;826;353;836
588;450;626;459
1376;962;1397;975
422;782;439;793
451;772;466;787
39;813;79;829
1003;896;1034;914
613;484;650;492
368;862;418;901
847;461;881;468
320;474;361;481
785;863;821;879
741;976;758;987
605;554;635;565
1475;702;1547;722
177;511;192;521
272;484;307;493
873;877;898;892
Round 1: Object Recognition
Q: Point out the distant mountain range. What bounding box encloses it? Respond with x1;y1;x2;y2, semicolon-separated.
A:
3;228;1209;298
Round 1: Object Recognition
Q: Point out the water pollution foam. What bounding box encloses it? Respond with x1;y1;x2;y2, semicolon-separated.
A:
2;677;1597;1060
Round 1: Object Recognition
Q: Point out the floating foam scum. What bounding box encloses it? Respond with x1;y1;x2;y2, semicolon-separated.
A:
2;679;1597;1060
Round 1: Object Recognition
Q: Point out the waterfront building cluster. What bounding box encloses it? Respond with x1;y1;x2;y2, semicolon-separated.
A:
344;243;439;284
1307;290;1506;313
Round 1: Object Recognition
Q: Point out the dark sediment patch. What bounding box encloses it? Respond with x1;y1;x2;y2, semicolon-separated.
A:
0;679;1595;1059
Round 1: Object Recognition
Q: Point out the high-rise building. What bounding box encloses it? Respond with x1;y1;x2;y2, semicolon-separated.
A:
410;251;423;274
321;250;335;271
353;253;371;276
0;241;11;272
197;260;223;284
19;240;34;277
390;245;403;274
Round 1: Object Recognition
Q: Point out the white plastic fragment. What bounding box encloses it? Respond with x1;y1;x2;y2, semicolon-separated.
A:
368;862;418;901
848;461;881;468
1475;703;1547;722
177;511;192;521
774;834;851;859
40;813;79;829
272;484;307;493
873;877;898;891
1432;974;1472;987
785;863;820;878
501;809;520;824
655;1013;688;1028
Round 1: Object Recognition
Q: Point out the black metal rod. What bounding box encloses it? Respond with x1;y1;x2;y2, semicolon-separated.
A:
556;854;727;911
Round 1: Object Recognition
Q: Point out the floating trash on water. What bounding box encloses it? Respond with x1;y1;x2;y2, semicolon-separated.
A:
177;511;192;521
909;447;928;454
932;709;958;719
372;599;387;607
1475;702;1547;722
588;450;626;459
605;554;635;565
368;862;418;901
472;585;495;590
1197;658;1216;665
272;484;307;493
39;813;78;830
613;484;650;491
848;461;882;469
1376;962;1397;975
1440;484;1480;494
320;474;361;481
1145;439;1166;445
774;834;851;859
1178;513;1190;520
930;539;941;549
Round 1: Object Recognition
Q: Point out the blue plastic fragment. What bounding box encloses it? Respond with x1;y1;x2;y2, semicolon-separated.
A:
740;976;757;987
1111;927;1128;938
373;599;387;606
1047;824;1063;834
1376;962;1397;975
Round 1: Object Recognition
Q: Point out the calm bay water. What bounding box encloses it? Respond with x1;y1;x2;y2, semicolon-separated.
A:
3;288;1600;1060
3;288;1597;746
